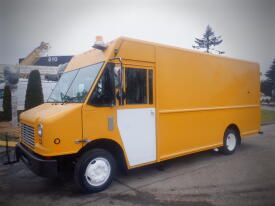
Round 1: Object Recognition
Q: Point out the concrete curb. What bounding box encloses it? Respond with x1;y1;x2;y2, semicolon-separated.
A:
0;140;18;147
261;122;275;126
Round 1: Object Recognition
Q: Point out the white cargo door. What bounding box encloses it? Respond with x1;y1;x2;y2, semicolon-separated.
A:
117;108;156;166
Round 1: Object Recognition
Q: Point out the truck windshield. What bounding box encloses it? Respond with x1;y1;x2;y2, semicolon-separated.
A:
48;62;103;103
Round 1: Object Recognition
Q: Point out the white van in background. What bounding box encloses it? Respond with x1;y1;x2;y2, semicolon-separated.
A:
0;82;4;109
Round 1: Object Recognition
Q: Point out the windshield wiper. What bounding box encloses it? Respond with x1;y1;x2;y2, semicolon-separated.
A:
62;96;80;103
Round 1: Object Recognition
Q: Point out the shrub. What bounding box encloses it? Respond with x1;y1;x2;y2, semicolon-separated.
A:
3;85;12;121
25;70;44;110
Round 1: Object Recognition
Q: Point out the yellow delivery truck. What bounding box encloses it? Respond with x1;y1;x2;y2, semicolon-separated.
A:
16;36;261;193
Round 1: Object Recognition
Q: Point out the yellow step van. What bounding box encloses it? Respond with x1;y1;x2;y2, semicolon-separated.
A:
16;37;261;193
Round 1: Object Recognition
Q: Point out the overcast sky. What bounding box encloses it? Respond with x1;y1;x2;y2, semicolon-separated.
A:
0;0;274;77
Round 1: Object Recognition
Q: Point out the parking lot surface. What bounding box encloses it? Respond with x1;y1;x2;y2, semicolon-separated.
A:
0;124;275;206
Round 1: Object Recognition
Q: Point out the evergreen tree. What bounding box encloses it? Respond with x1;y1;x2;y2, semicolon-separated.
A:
265;59;275;101
3;85;12;121
261;80;272;96
265;59;275;83
193;25;224;54
25;70;44;110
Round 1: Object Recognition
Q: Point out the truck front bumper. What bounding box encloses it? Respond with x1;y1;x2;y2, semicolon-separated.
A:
16;143;58;177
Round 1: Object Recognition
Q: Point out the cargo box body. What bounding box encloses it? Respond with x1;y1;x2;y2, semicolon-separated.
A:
19;36;260;173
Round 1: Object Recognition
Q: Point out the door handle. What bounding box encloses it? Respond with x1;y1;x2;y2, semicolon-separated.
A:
74;139;90;144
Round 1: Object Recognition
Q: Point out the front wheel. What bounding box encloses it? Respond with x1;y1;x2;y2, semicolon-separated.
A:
220;128;240;155
74;149;116;193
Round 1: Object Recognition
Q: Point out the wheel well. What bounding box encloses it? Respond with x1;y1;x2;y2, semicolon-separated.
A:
226;124;241;142
78;139;127;171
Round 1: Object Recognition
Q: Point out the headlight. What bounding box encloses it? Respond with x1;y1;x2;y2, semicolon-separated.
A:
37;124;43;137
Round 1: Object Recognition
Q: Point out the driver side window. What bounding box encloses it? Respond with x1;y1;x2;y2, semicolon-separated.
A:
88;63;115;107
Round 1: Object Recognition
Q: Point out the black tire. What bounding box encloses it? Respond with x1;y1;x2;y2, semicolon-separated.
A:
220;128;240;155
74;149;116;193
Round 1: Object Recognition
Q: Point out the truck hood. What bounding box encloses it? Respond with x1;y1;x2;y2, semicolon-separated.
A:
20;103;83;125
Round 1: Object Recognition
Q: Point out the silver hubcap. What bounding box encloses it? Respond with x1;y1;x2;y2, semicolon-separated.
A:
226;133;237;151
85;157;111;187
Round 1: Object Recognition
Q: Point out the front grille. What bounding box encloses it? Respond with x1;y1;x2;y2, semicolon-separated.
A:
21;124;35;148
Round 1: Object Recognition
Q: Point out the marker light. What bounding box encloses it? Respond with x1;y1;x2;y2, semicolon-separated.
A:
38;124;43;137
93;35;108;51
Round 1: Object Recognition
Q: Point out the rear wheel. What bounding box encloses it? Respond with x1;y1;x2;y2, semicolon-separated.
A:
74;149;116;193
220;128;240;155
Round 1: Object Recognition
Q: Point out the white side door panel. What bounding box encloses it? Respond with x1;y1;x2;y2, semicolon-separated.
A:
117;108;156;166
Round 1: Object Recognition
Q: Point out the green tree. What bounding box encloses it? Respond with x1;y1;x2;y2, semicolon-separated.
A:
193;25;224;54
261;80;272;96
265;59;275;83
25;70;44;110
264;59;275;100
3;85;12;121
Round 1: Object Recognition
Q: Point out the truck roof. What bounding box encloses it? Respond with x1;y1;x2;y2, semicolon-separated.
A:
65;36;258;72
124;37;257;64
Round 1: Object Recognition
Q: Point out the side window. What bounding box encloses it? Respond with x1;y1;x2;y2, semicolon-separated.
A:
88;63;115;107
125;68;153;105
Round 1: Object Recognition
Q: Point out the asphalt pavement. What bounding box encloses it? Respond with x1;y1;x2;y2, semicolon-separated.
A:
0;124;275;206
